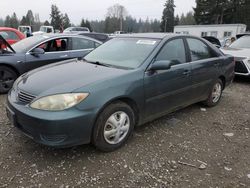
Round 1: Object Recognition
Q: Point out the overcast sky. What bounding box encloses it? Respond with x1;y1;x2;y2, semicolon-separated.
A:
0;0;196;24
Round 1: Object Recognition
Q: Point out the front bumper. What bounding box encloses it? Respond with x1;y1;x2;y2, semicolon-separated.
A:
6;91;97;148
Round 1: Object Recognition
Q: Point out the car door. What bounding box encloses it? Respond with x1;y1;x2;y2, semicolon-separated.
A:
70;37;99;59
144;38;193;119
186;37;220;100
24;38;71;72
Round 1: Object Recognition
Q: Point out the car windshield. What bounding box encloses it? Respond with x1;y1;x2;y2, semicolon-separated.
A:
84;38;160;69
230;36;250;48
40;27;47;32
12;35;49;53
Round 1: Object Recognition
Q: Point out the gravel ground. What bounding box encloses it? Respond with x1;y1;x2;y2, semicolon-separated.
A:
0;78;249;188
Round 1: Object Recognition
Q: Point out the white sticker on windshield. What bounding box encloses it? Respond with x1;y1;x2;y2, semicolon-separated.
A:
136;40;156;45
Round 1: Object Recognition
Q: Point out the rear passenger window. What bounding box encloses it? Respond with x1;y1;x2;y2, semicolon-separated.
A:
72;38;95;50
187;38;213;61
156;39;186;64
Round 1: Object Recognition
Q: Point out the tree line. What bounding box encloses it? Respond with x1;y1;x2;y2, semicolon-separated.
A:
0;1;250;33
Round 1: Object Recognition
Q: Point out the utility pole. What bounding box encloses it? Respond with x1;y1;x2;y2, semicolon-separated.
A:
164;16;168;32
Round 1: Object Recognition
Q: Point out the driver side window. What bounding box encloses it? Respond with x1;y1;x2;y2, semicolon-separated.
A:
156;38;186;64
36;38;69;53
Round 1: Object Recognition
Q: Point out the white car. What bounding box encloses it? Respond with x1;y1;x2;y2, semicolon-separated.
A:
221;36;250;77
63;27;90;34
32;26;55;36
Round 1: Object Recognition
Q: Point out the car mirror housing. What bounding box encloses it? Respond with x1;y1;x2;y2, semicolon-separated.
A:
150;60;181;71
30;48;45;57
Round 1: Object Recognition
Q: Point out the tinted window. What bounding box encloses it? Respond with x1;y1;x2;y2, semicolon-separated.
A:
156;39;186;63
36;38;69;52
187;38;212;61
72;38;95;50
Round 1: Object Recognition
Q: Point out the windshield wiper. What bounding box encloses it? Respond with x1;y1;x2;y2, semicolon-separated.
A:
83;58;111;68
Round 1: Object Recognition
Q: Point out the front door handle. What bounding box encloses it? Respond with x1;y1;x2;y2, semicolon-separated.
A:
60;55;68;58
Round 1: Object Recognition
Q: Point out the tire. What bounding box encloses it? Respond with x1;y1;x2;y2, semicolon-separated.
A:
203;79;223;107
92;101;135;152
0;66;17;94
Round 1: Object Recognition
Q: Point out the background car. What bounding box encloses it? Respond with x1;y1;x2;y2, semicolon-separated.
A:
78;32;110;43
6;33;235;151
63;27;90;34
221;35;250;77
32;26;55;36
202;36;221;48
0;27;25;45
0;34;102;93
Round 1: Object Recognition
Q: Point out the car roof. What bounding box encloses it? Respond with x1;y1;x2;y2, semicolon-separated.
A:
31;34;102;42
115;33;179;39
0;27;20;32
11;34;102;53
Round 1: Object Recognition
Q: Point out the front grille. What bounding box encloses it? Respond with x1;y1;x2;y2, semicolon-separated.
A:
17;90;36;104
235;61;249;74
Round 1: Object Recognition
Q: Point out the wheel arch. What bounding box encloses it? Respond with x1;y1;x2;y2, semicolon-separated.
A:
0;63;20;77
91;96;140;141
218;75;226;89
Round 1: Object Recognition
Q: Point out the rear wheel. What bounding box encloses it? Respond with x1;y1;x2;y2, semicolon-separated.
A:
92;101;135;152
0;66;17;94
203;79;223;107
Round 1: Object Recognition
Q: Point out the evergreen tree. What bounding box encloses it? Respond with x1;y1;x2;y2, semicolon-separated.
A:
20;16;27;25
179;11;196;25
44;20;50;26
194;0;213;24
174;15;180;26
62;13;71;29
26;10;34;25
10;13;19;28
160;0;176;32
4;15;11;27
0;18;4;26
50;4;63;30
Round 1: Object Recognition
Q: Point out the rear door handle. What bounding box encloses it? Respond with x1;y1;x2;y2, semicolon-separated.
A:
60;55;68;58
183;70;191;76
214;62;220;66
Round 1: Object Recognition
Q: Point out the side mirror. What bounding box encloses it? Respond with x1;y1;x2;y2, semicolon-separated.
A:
150;60;181;71
30;48;45;57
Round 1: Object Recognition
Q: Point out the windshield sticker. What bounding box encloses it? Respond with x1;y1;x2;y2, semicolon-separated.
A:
136;40;156;45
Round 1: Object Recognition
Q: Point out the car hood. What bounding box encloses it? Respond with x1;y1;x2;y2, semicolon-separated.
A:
17;59;128;96
221;47;250;59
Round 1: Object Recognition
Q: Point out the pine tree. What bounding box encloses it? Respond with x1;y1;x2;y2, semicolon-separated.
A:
50;4;63;30
44;20;50;26
179;11;196;25
160;0;176;32
26;10;34;26
10;13;19;28
20;16;27;25
0;18;4;26
62;14;71;30
4;15;11;27
194;0;213;24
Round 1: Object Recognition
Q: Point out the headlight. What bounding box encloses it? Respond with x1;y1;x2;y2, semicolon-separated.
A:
30;93;89;111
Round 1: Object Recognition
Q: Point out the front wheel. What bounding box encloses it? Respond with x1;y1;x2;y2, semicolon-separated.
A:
0;66;17;94
92;101;135;152
203;79;223;107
